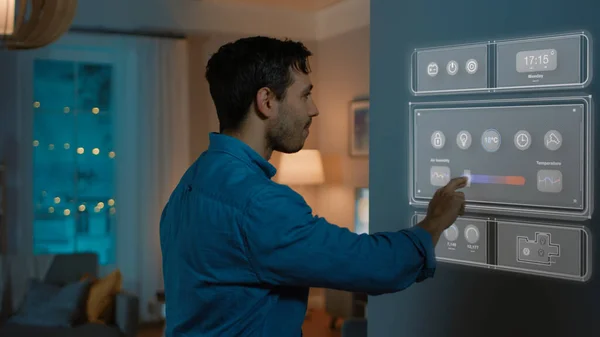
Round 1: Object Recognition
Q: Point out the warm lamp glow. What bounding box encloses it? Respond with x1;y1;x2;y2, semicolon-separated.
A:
0;0;15;36
276;149;325;185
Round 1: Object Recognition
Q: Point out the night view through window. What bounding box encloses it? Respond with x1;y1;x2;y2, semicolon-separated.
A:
32;59;116;265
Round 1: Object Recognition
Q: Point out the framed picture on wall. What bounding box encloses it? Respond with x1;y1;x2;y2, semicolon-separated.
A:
354;188;369;235
349;99;370;156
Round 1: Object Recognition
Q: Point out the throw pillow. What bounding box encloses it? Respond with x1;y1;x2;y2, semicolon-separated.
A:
8;278;92;327
84;269;123;324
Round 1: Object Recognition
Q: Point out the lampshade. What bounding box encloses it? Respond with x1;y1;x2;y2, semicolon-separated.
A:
0;0;15;35
0;0;78;50
276;149;325;185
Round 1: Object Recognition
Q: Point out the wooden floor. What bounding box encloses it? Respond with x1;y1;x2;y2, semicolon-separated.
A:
303;309;342;337
137;309;342;337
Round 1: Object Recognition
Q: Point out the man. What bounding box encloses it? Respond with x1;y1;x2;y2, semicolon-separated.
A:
160;36;467;336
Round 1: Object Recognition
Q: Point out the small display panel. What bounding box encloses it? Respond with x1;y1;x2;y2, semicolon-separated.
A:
410;98;590;219
496;33;588;89
516;49;558;73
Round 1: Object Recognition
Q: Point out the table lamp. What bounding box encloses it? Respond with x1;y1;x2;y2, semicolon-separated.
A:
275;149;325;186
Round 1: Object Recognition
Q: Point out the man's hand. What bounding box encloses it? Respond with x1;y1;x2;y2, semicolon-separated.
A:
417;177;467;246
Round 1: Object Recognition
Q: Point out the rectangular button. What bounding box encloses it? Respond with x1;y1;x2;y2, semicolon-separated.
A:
496;221;590;281
496;33;588;90
415;214;487;265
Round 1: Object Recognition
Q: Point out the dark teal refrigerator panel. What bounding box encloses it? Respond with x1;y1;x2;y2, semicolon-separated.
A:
370;0;599;336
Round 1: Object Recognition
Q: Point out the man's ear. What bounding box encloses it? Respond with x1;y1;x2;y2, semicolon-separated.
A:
255;87;277;119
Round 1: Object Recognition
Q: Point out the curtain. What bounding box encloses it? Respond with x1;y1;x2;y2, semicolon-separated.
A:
3;32;190;323
136;37;191;322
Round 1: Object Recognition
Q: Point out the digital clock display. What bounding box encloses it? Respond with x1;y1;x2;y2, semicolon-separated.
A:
516;49;558;73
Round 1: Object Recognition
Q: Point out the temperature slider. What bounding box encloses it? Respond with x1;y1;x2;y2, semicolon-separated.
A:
462;170;526;187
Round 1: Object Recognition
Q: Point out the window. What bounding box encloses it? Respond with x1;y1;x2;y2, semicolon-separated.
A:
32;59;116;265
355;188;369;235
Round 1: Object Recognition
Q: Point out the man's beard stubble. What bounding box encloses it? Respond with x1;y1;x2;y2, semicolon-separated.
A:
267;118;306;154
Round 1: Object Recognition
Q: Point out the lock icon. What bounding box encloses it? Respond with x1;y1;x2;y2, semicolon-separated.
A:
431;131;445;149
434;133;442;146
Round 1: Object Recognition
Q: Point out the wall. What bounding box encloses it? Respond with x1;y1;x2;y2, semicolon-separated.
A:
370;0;600;336
72;0;369;42
0;51;26;254
312;25;369;317
187;34;217;162
315;26;369;229
72;0;317;40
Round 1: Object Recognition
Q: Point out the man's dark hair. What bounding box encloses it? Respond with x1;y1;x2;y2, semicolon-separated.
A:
205;36;312;132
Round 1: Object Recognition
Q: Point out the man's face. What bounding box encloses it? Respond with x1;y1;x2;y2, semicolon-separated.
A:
268;70;319;153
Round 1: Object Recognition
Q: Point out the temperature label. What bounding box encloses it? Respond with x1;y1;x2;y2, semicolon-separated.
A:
481;129;501;152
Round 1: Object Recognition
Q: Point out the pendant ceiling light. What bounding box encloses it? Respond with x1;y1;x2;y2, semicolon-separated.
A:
0;0;78;50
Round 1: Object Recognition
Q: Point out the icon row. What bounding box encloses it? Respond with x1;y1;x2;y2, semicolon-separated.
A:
429;166;563;193
430;129;562;152
444;223;481;244
427;59;479;77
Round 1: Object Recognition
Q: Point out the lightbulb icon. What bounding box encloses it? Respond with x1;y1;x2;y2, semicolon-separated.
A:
456;131;472;150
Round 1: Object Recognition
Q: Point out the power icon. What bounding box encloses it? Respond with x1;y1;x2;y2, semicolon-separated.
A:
466;59;478;74
447;60;458;75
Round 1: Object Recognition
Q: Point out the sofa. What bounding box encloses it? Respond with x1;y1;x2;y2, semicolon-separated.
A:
0;253;139;337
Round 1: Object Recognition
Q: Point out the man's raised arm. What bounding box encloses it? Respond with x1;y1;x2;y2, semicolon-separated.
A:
241;177;466;295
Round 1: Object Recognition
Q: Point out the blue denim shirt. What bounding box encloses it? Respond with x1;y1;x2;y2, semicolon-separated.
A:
160;133;436;337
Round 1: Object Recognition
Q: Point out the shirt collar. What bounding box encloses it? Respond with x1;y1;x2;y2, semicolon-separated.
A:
208;132;277;179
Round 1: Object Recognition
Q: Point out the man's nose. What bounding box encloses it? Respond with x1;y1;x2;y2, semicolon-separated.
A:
310;104;320;117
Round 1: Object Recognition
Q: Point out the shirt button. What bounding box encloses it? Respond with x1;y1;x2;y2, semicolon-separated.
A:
187;185;193;192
